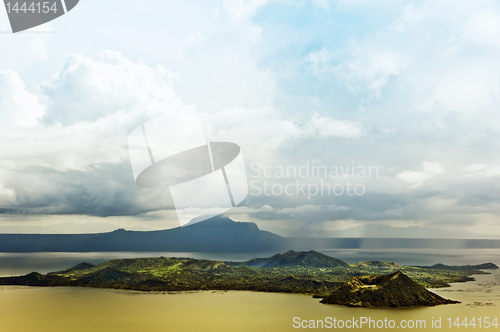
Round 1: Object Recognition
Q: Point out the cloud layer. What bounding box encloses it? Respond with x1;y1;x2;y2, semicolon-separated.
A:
1;0;500;235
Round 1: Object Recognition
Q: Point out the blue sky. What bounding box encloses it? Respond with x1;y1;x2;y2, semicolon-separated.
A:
0;0;500;236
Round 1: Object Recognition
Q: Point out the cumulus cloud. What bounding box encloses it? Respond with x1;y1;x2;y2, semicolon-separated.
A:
0;51;365;221
41;51;180;125
384;1;500;112
397;161;445;188
0;70;45;130
0;182;16;205
463;12;500;48
0;52;185;218
2;1;500;236
0;52;182;174
464;163;500;178
201;107;364;158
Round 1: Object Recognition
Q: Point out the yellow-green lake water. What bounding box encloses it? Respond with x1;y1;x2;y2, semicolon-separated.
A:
0;250;499;331
0;269;499;332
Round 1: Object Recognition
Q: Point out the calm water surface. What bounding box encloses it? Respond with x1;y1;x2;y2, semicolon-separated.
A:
0;249;499;331
2;248;500;276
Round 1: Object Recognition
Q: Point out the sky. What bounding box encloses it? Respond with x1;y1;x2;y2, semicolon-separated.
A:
0;0;500;236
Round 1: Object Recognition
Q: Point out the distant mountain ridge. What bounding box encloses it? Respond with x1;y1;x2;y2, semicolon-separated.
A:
1;216;500;252
0;216;286;253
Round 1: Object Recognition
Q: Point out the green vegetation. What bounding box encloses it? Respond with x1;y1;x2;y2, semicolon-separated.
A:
231;250;349;268
0;250;496;299
321;271;460;307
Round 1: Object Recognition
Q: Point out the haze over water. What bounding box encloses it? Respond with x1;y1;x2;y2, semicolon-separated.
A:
0;250;499;331
2;248;499;276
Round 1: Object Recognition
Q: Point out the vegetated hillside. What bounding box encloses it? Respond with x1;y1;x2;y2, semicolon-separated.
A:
350;261;403;269
1;251;495;298
321;271;459;307
233;250;349;268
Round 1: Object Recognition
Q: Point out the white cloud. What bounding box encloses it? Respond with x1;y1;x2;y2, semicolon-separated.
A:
306;46;404;98
0;50;365;221
0;51;185;173
202;107;364;159
306;114;364;138
41;51;180;125
464;163;487;174
226;204;349;218
422;161;446;175
432;64;500;112
397;161;445;188
0;13;52;63
309;0;366;10
0;182;16;205
0;52;189;219
275;204;349;215
201;106;304;158
227;205;274;215
0;70;45;131
382;1;500;113
389;3;433;33
186;31;205;44
218;0;269;24
306;47;332;78
28;37;49;61
2;0;500;235
181;31;206;50
463;12;500;48
464;163;500;177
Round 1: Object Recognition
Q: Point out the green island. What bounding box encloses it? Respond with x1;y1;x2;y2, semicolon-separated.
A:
1;250;497;307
